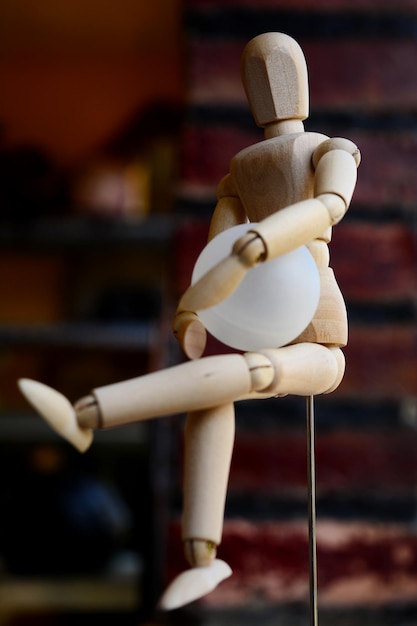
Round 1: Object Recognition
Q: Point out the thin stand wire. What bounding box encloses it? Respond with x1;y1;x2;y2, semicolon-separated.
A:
306;395;318;626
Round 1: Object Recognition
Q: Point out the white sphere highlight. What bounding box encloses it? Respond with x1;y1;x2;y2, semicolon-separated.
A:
192;223;320;351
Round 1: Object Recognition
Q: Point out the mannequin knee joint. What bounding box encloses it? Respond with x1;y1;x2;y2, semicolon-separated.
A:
244;352;275;392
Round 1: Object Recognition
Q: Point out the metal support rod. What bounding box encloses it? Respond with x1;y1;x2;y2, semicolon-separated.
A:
306;395;318;626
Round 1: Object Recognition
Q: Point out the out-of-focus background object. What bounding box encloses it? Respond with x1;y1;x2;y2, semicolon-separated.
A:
0;2;183;625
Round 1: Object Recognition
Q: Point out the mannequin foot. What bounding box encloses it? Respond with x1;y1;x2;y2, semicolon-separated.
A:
18;379;93;452
158;559;232;610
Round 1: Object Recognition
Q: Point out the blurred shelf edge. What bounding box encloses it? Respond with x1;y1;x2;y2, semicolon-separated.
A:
0;320;161;350
0;214;177;249
0;412;147;444
0;571;140;617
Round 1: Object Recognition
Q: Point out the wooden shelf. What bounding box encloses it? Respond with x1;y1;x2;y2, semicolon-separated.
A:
0;214;177;617
0;321;160;351
0;214;177;250
0;412;147;445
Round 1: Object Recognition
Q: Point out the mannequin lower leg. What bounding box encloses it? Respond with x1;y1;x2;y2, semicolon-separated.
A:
77;352;272;429
182;404;235;567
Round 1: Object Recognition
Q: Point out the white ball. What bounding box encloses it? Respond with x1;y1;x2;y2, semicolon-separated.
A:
192;223;320;351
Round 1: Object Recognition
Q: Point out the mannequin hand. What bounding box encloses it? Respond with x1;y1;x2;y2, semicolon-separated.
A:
172;311;207;360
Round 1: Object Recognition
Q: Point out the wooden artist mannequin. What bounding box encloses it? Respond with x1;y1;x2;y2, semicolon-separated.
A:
19;33;360;611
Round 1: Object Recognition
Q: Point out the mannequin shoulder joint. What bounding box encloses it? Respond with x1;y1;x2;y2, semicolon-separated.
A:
312;137;361;170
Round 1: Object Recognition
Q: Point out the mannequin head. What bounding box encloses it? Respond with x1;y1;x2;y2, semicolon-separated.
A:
241;32;309;131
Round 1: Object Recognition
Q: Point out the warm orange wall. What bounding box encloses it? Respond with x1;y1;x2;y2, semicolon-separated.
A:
0;1;184;165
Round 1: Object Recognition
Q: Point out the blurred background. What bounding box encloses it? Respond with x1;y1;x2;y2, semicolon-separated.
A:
0;1;416;625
